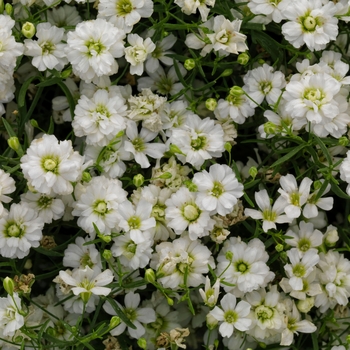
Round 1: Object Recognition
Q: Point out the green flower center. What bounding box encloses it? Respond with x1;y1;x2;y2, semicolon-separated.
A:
95;104;110;119
191;135;207;151
41;41;55;55
6;223;22;238
298;238;311;252
126;242;136;254
256;305;274;322
292;263;306;278
80;253;94;269
224;310;238;324
152;204;166;223
86;40;105;57
260;81;272;95
235;260;249;273
128;216;141;230
302;15;318;31
304;88;325;103
211;181;224;198
94;200;108;215
290;192;300;206
183;204;200;222
42;156;59;173
125;307;137;321
116;0;134;16
37;195;53;209
132;137;145;152
262;209;277;222
156;76;173;95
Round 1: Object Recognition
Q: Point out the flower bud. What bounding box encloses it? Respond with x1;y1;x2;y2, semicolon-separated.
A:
249;166;258;179
258;59;265;65
3;277;14;296
0;0;4;14
169;144;185;155
137;338;147;349
7;137;23;157
158;172;172;179
184;59;196;71
229;86;244;96
324;226;339;247
220;68;233;77
275;244;283;252
30;119;39;128
5;3;12;16
61;67;72;79
144;269;156;284
224;142;232;153
22;22;35;39
133;174;144;187
205;98;217;111
237;52;250;65
98;234;112;243
109;316;120;329
297;297;314;313
339;136;349;146
82;171;92;183
313;180;322;190
225;250;233;261
206;313;218;330
166;296;174;306
184;180;197;192
258;342;267;349
24;259;32;270
264;121;277;135
102;249;112;260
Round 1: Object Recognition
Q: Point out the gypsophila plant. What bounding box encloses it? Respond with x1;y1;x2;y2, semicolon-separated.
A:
2;0;350;349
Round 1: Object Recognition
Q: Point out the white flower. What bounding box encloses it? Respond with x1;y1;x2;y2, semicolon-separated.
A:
216;237;275;295
58;266;114;300
243;64;286;107
165;187;215;240
63;236;102;270
124;120;167;168
47;4;82;27
277;174;312;219
117;199;156;243
124;34;156;76
72;176;127;237
281;0;338;51
248;0;289;23
339;150;350;196
24;22;67;71
199;277;220;308
245;189;292;232
72;89;127;147
174;0;215;21
0;203;44;259
20;191;65;224
210;293;252;338
66;18;125;83
20;134;84;195
0;169;15;216
0;293;24;336
150;234;215;289
284;248;320;291
98;0;153;33
169;115;225;169
193;164;244;216
206;16;248;56
103;292;156;339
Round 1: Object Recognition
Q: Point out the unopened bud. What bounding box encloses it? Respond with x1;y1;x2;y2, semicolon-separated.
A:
275;244;283;252
220;69;233;77
133;174;144;187
224;142;232;153
109;316;120;329
102;249;112;260
5;3;12;16
24;259;32;270
22;22;35;39
205;98;217;111
225;251;233;261
313;180;322;190
184;59;196;71
30;119;39;128
339;136;349;146
7;137;23;157
158;172;172;179
206;313;218;330
0;0;4;14
258;59;265;65
3;277;14;296
249;166;258;179
297;297;314;313
98;234;112;243
61;67;72;79
169;144;185;155
229;86;244;96
82;171;91;183
324;226;339;247
144;269;156;284
137;338;147;349
346;334;350;344
166;296;173;306
237;52;250;65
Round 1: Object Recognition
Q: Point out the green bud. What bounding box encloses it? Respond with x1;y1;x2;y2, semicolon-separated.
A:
279;251;287;262
264;121;277;135
0;0;4;14
61;67;72;79
258;342;267;349
5;3;12;16
3;277;14;296
22;22;35;39
224;142;232;153
7;137;23;157
133;174;144;187
30;119;39;128
225;250;233;261
46;327;56;337
237;52;250;65
82;171;92;183
346;334;350;344
205;98;217;111
98;234;112;243
81;291;91;303
144;269;156;284
206;313;218;330
249;166;258;179
166;296;174;306
258;59;265;65
214;339;219;350
229;86;244;96
109;316;120;329
184;180;197;192
102;249;112;260
24;259;32;270
137;338;147;349
339;136;349;146
184;58;196;71
158;172;172;179
313;180;322;190
275;244;283;252
220;68;233;77
169;144;185;155
71;326;78;334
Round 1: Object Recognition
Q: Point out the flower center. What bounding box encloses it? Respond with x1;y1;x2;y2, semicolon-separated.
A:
95;104;110;119
41;41;55;55
125;307;137;321
132;137;145;152
302;16;317;31
37;195;53;209
260;81;272;95
235;260;249;273
42;156;59;173
298;238;311;252
86;40;105;57
94;200;108;215
304;88;324;102
290;192;300;206
262;209;277;222
6;223;22;238
116;0;134;16
269;0;281;6
210;181;224;198
256;305;274;322
183;204;200;222
292;263;306;277
152;204;166;223
156;76;173;95
128;216;141;229
224;310;238;324
80;253;94;269
152;45;163;59
191;135;207;150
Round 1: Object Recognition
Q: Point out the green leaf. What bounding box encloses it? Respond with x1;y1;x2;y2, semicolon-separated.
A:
312;134;332;165
105;297;137;329
18;75;41;110
57;80;76;120
251;30;282;63
47;115;55;135
36;77;62;87
330;182;350;200
270;143;306;168
33;246;64;257
2;117;17;138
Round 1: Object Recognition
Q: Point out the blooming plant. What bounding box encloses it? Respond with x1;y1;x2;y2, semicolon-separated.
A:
2;0;350;349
